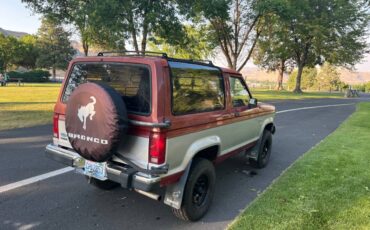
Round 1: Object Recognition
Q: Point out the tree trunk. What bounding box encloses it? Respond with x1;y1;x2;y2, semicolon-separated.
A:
276;59;285;91
293;64;303;93
126;0;139;54
52;66;56;80
232;56;237;70
141;0;152;53
82;40;89;56
141;19;148;53
128;11;139;53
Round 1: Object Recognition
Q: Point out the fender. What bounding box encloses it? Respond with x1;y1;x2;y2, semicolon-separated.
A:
258;116;275;137
181;135;221;170
163;136;220;209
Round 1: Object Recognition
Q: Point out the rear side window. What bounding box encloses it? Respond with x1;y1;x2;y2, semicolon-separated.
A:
169;61;225;115
62;62;151;115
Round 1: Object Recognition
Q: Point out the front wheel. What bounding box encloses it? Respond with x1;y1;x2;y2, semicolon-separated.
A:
249;130;272;168
172;158;216;221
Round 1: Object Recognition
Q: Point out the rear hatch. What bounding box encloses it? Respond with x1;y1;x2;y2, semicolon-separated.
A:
54;61;152;169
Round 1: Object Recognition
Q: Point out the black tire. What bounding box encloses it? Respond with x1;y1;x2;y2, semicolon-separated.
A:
172;158;216;221
86;177;120;190
249;130;272;169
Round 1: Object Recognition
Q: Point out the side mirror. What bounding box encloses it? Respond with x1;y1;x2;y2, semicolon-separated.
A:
248;98;258;108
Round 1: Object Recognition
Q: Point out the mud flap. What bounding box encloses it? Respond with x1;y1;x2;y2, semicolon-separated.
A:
163;160;192;209
246;136;263;160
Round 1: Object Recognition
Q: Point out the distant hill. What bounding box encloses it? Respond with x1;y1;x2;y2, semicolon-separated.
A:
0;27;28;38
241;67;288;83
338;68;370;85
242;67;370;85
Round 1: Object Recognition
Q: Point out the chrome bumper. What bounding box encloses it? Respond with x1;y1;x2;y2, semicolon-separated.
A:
45;144;161;191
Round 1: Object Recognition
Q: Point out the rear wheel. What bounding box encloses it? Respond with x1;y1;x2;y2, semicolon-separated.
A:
172;158;216;221
249;130;272;169
86;177;120;190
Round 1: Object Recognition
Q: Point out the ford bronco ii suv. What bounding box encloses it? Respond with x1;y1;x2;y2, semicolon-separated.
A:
46;51;276;221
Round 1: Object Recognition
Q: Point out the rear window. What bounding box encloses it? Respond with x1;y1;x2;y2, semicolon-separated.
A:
62;62;151;115
169;61;225;115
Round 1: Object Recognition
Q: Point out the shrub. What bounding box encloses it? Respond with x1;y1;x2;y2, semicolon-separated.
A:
7;70;50;82
365;82;370;93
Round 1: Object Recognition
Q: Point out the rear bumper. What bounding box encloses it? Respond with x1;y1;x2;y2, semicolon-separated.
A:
45;144;160;192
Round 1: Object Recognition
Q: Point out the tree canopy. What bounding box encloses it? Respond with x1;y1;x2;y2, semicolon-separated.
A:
148;25;217;59
22;0;187;55
179;0;266;71
14;35;39;69
20;0;370;88
36;18;75;78
0;34;19;72
22;0;96;55
272;0;369;93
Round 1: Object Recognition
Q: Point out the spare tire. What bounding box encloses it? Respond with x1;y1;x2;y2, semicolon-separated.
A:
65;82;128;162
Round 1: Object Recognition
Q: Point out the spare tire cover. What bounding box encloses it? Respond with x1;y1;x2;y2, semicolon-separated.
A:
65;82;128;162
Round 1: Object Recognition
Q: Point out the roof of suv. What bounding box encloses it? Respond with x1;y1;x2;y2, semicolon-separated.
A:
71;53;242;76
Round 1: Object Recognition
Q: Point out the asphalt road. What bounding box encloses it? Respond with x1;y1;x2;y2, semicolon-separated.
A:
1;96;369;230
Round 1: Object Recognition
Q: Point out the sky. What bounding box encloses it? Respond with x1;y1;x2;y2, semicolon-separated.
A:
0;0;41;34
0;0;369;72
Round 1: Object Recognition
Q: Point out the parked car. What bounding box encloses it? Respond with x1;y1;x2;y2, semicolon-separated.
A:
45;51;276;221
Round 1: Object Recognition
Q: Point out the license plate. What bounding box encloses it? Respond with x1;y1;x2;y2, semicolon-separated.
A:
84;160;107;180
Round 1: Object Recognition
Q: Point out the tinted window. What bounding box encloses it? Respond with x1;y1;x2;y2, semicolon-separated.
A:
229;76;250;107
169;61;225;115
63;63;151;115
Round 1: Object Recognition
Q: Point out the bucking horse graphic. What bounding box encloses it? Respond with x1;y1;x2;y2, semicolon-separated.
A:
77;96;96;130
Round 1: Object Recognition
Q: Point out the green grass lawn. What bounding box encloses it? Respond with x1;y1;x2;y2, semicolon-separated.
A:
229;102;370;230
252;89;344;101
0;83;61;131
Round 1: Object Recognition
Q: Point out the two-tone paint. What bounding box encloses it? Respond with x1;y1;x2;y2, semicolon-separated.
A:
52;56;275;188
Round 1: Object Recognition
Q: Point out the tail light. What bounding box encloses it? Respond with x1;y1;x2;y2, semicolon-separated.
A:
149;132;166;164
53;113;59;138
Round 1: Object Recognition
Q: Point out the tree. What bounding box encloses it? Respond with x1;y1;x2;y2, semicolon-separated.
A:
273;0;369;93
90;0;186;53
180;0;289;71
365;82;370;93
0;34;19;72
148;25;217;59
316;63;341;92
23;0;186;55
287;68;317;91
23;0;96;56
180;0;267;71
14;35;39;69
36;18;75;79
253;16;293;90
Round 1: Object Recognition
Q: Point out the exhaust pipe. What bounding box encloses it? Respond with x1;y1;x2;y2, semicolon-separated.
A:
134;189;161;201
